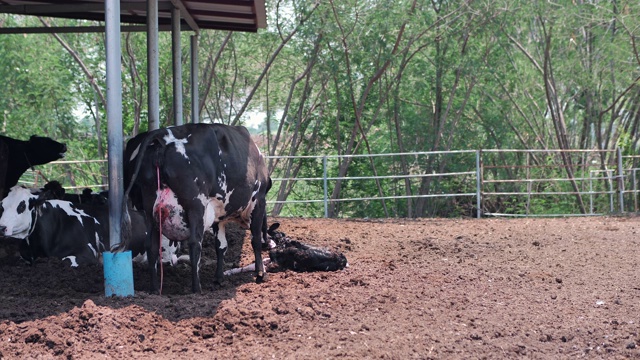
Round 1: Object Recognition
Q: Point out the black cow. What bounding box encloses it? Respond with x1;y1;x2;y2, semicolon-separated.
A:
0;185;178;267
43;180;108;206
122;123;270;294
0;135;67;198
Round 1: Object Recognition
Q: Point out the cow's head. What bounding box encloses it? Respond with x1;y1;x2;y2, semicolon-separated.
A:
26;135;67;165
0;186;52;238
43;180;66;200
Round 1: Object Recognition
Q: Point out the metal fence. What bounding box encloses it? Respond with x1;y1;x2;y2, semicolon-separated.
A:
18;148;638;218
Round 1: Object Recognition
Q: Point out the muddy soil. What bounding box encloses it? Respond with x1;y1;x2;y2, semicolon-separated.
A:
0;216;639;359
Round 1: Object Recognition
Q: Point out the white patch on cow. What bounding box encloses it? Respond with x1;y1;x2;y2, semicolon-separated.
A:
163;129;189;160
153;188;190;241
0;186;39;238
87;242;98;258
132;235;181;266
132;253;146;263
218;222;228;250
129;143;141;161
92;231;103;257
217;172;227;191
236;180;262;228
48;200;94;225
197;193;217;230
62;256;79;268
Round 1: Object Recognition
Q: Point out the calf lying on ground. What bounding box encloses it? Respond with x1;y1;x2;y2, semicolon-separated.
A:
224;222;348;275
0;185;178;267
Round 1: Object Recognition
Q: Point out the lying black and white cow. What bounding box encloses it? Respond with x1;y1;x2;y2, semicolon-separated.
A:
0;135;67;198
0;186;104;266
0;185;178;267
122;123;271;294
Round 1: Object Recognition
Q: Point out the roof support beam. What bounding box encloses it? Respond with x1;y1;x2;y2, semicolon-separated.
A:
190;35;199;123
172;6;183;126
0;24;182;34
0;2;174;15
147;0;160;130
170;0;199;34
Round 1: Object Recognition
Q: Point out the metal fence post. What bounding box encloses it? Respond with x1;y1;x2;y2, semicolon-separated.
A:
476;150;482;218
617;147;625;213
589;170;594;215
608;169;614;212
323;156;328;218
634;169;638;213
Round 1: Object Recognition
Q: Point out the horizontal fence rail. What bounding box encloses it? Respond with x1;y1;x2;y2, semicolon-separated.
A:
16;148;640;218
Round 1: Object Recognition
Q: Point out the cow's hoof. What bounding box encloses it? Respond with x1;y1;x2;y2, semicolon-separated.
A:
256;271;268;283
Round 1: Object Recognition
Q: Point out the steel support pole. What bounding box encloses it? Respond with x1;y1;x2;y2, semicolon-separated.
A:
476;150;482;218
190;35;199;123
105;0;123;251
171;6;183;126
323;156;328;218
617;147;625;213
147;0;160;130
104;0;134;297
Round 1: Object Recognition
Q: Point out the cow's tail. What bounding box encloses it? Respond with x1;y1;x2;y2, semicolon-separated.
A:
118;200;132;252
119;130;164;251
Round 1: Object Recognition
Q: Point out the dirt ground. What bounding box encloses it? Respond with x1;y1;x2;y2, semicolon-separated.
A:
0;216;639;359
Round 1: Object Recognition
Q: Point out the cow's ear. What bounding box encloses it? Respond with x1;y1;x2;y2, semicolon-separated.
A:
268;222;280;235
36;190;56;204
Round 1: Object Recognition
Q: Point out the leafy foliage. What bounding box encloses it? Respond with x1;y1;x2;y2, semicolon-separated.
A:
2;0;640;217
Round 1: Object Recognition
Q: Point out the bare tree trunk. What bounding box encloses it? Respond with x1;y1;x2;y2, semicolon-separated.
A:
325;0;418;217
231;3;320;125
124;33;144;136
39;18;106;157
271;35;323;215
540;20;587;213
199;32;232;122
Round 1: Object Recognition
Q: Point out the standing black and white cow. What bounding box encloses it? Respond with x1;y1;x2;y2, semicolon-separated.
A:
0;185;178;267
122;123;270;294
0;135;67;198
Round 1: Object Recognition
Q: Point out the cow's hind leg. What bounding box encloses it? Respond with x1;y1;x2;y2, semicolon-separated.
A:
187;213;204;294
212;222;228;286
251;204;267;283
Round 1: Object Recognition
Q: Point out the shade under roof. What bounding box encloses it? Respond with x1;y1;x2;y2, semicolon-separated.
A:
0;0;267;33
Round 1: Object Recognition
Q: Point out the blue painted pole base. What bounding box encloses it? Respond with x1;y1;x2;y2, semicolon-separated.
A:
103;251;135;297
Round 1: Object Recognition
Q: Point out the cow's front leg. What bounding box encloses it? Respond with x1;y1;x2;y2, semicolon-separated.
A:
212;222;228;286
147;225;161;294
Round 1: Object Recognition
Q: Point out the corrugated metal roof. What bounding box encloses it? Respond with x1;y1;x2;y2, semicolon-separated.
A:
0;0;267;33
